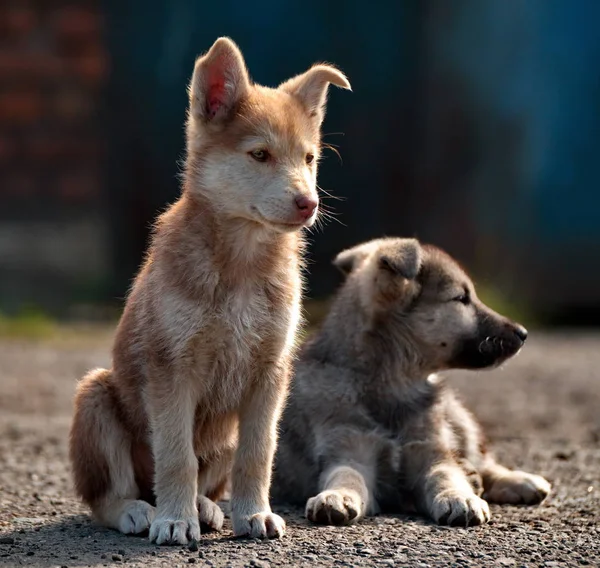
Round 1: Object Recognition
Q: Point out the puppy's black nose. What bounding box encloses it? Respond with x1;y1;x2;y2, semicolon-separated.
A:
513;325;528;342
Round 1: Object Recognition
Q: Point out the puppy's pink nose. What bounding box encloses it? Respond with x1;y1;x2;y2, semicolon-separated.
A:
295;195;318;219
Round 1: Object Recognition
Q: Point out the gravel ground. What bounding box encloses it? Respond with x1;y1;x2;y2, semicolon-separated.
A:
0;330;599;567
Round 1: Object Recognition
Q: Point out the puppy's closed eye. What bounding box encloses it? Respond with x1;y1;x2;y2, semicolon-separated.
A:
452;294;470;305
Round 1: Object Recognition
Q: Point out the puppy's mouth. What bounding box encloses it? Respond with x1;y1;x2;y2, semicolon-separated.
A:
448;335;524;370
251;208;316;232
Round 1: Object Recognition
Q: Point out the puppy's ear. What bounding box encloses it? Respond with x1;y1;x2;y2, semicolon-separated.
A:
378;239;422;280
189;37;250;124
279;64;351;126
333;241;376;276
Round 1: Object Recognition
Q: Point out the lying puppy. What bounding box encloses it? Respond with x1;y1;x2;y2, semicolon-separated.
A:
272;237;550;526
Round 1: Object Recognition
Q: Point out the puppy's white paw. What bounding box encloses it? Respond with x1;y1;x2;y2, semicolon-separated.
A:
484;471;551;505
149;515;201;545
305;489;362;526
430;489;490;527
232;511;286;539
118;500;156;534
197;495;224;532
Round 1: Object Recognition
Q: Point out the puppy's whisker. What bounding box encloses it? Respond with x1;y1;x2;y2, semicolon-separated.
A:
317;185;346;202
321;143;343;163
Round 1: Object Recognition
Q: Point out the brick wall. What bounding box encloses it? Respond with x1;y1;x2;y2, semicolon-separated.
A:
0;1;110;315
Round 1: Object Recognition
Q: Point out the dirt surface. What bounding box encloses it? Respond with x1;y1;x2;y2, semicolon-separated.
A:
1;330;599;567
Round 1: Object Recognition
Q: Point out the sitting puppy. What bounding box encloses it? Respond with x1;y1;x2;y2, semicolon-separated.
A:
272;237;550;526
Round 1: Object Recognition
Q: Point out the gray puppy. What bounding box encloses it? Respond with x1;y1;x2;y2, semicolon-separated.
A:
272;237;550;526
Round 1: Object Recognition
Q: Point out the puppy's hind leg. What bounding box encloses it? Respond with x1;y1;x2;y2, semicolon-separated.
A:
195;449;234;533
69;369;155;534
481;457;551;505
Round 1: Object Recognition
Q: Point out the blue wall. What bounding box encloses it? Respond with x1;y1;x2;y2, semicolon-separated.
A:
103;0;600;320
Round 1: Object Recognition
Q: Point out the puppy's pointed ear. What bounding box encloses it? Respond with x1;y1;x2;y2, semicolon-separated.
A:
378;239;422;280
333;241;376;276
279;64;351;126
189;37;250;123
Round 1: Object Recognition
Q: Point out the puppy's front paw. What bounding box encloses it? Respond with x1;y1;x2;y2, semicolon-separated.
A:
232;511;285;539
430;490;490;527
149;515;201;545
484;471;551;505
305;489;362;526
197;495;224;532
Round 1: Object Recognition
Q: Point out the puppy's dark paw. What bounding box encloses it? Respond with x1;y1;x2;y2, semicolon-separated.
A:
305;489;362;526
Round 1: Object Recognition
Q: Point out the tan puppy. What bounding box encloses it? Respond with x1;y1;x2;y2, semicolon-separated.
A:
272;237;550;526
69;37;350;545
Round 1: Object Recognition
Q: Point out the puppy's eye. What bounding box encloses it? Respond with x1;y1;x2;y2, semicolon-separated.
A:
452;292;470;305
306;153;315;165
249;149;270;162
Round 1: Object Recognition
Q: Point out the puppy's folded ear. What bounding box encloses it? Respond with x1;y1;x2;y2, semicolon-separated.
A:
189;37;250;124
378;239;422;280
279;64;351;126
333;240;378;276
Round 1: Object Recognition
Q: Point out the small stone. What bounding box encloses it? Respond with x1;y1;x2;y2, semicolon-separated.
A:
554;451;572;461
101;554;106;559
188;558;197;564
112;553;123;562
26;551;34;556
0;537;15;545
118;549;126;556
70;555;79;560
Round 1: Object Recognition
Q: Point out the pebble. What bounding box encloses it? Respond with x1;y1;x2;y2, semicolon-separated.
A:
112;553;123;562
0;537;15;545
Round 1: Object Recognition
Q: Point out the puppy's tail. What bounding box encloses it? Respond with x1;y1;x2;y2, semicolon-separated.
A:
69;368;121;506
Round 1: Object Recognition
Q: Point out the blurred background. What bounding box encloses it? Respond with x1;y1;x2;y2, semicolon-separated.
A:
1;0;599;330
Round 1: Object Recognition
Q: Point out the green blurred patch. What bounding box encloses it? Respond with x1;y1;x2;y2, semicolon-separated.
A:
0;305;115;344
475;284;538;327
0;305;57;339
